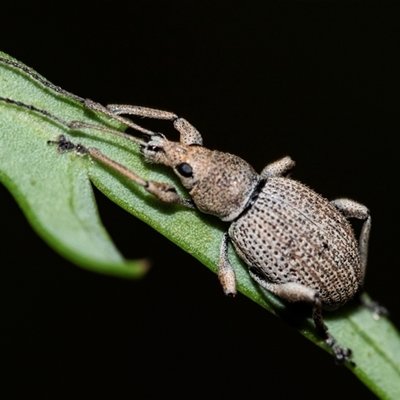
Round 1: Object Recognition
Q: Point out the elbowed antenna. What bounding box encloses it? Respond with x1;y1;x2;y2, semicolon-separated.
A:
0;96;71;127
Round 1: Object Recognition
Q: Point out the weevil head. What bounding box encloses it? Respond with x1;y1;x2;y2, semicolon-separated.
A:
142;136;262;221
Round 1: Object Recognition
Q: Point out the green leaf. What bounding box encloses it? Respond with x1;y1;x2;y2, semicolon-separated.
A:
0;52;147;278
1;52;400;399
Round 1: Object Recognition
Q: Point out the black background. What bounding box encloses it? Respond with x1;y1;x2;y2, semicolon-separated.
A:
1;2;400;399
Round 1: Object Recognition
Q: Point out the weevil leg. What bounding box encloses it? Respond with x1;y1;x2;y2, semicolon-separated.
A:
218;232;237;296
248;269;353;364
330;198;370;284
330;199;387;318
89;147;196;208
247;271;318;303
82;99;158;138
106;104;203;146
106;104;178;120
49;136;196;209
312;298;354;365
260;156;295;179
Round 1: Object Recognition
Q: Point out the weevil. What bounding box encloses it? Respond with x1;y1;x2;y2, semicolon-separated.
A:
0;56;387;365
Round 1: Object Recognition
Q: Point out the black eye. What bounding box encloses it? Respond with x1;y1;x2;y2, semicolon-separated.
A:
176;163;193;178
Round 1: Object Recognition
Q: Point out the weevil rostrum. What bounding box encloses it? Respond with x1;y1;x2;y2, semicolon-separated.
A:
0;56;388;365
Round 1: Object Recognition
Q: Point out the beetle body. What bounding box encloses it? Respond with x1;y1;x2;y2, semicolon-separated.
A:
120;110;373;364
230;177;362;310
48;101;374;364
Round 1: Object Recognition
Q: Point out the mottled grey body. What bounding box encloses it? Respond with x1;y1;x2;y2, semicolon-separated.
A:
230;177;361;309
57;101;374;364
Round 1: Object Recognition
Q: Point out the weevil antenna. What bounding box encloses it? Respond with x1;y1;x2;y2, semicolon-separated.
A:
0;96;71;126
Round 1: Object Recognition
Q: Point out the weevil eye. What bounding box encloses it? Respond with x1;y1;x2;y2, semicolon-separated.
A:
176;162;193;178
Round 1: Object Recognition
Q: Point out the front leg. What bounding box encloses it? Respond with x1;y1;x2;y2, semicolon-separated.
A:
106;104;203;146
260;156;295;179
218;232;237;296
49;136;195;209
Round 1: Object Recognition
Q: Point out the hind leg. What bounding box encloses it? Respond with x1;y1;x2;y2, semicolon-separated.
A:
331;198;387;318
330;198;370;282
248;269;353;365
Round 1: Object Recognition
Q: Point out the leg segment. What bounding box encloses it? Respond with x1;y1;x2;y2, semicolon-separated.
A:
248;269;353;364
330;198;370;284
312;298;353;365
106;104;203;146
83;99;158;137
107;104;178;120
49;136;196;209
260;156;295;179
248;271;318;303
331;198;388;319
218;232;237;296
